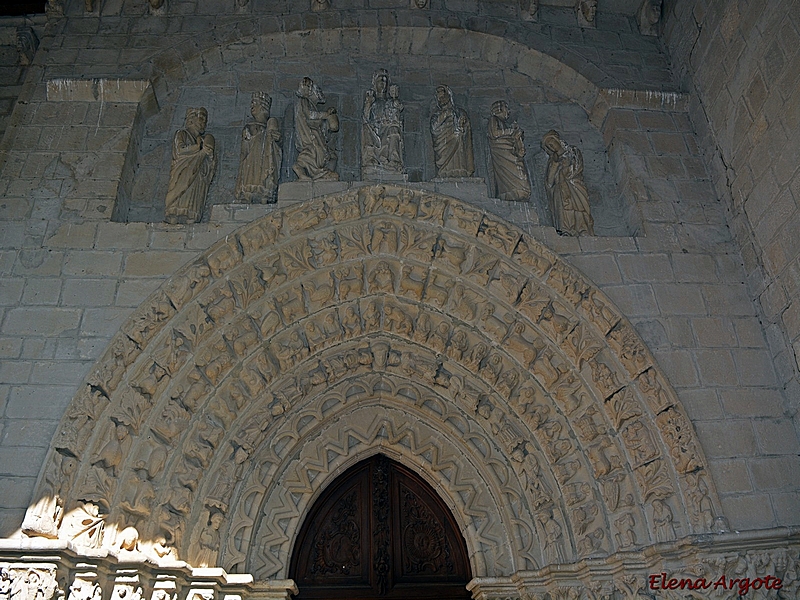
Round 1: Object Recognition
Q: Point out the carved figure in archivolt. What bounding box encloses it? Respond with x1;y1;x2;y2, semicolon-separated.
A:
651;499;675;542
488;100;530;201
362;70;404;177
293;77;339;181
542;130;593;236
236;92;282;204
22;452;78;538
165;107;217;225
430;85;474;178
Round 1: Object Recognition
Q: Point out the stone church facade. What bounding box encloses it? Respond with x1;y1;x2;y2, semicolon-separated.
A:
0;0;798;599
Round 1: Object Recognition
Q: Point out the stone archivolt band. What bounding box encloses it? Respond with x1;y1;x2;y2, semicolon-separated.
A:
24;187;719;584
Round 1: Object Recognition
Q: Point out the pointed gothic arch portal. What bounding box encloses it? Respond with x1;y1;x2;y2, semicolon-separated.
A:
23;184;722;583
289;454;472;600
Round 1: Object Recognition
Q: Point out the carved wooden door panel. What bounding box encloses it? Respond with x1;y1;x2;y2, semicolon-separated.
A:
289;454;472;600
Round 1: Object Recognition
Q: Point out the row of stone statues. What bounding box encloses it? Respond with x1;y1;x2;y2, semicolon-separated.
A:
164;75;593;235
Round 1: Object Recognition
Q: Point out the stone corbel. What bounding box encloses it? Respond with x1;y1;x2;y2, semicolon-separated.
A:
248;580;298;600
68;563;107;600
467;576;520;600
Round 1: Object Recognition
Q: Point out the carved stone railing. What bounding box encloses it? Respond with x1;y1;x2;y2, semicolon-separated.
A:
0;540;297;600
2;529;798;600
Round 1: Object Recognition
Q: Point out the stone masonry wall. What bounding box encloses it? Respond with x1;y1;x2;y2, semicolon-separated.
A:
0;0;798;538
663;0;800;426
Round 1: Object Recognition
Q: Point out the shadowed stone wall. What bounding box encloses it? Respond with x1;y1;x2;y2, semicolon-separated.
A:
664;0;800;434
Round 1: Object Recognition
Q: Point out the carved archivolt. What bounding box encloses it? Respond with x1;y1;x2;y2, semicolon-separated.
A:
24;185;721;579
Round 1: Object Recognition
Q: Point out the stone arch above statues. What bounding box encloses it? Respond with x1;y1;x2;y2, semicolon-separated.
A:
23;185;721;580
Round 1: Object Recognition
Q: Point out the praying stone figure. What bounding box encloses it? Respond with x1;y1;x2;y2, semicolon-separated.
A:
293;77;339;181
362;69;404;178
236;92;282;204
164;107;217;224
488;100;531;201
430;84;474;178
542;129;594;236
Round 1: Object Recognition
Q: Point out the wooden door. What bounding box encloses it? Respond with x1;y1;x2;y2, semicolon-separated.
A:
289;454;472;600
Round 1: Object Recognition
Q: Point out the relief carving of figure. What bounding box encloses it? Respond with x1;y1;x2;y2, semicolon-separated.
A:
194;512;225;567
488;100;531;201
0;569;10;600
165;108;217;224
430;85;474;178
22;452;78;538
652;499;676;542
542;130;594;236
236;92;282;204
362;70;404;177
293;77;339;181
537;511;566;564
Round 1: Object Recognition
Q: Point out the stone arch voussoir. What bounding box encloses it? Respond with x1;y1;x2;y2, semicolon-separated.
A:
147;26;598;116
23;185;721;579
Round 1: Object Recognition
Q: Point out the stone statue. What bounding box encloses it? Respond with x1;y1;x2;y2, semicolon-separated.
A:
430;84;474;178
362;70;404;178
577;0;597;27
487;100;530;201
311;0;330;10
235;92;282;204
164;107;217;224
542;130;594;236
292;77;339;181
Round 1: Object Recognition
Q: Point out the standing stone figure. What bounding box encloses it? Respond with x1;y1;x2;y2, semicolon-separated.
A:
542;129;594;236
430;84;474;178
292;77;339;181
488;100;531;201
362;69;404;178
164;107;217;224
236;92;282;204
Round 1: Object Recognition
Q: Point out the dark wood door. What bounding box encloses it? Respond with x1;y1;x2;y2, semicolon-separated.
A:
289;454;472;600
